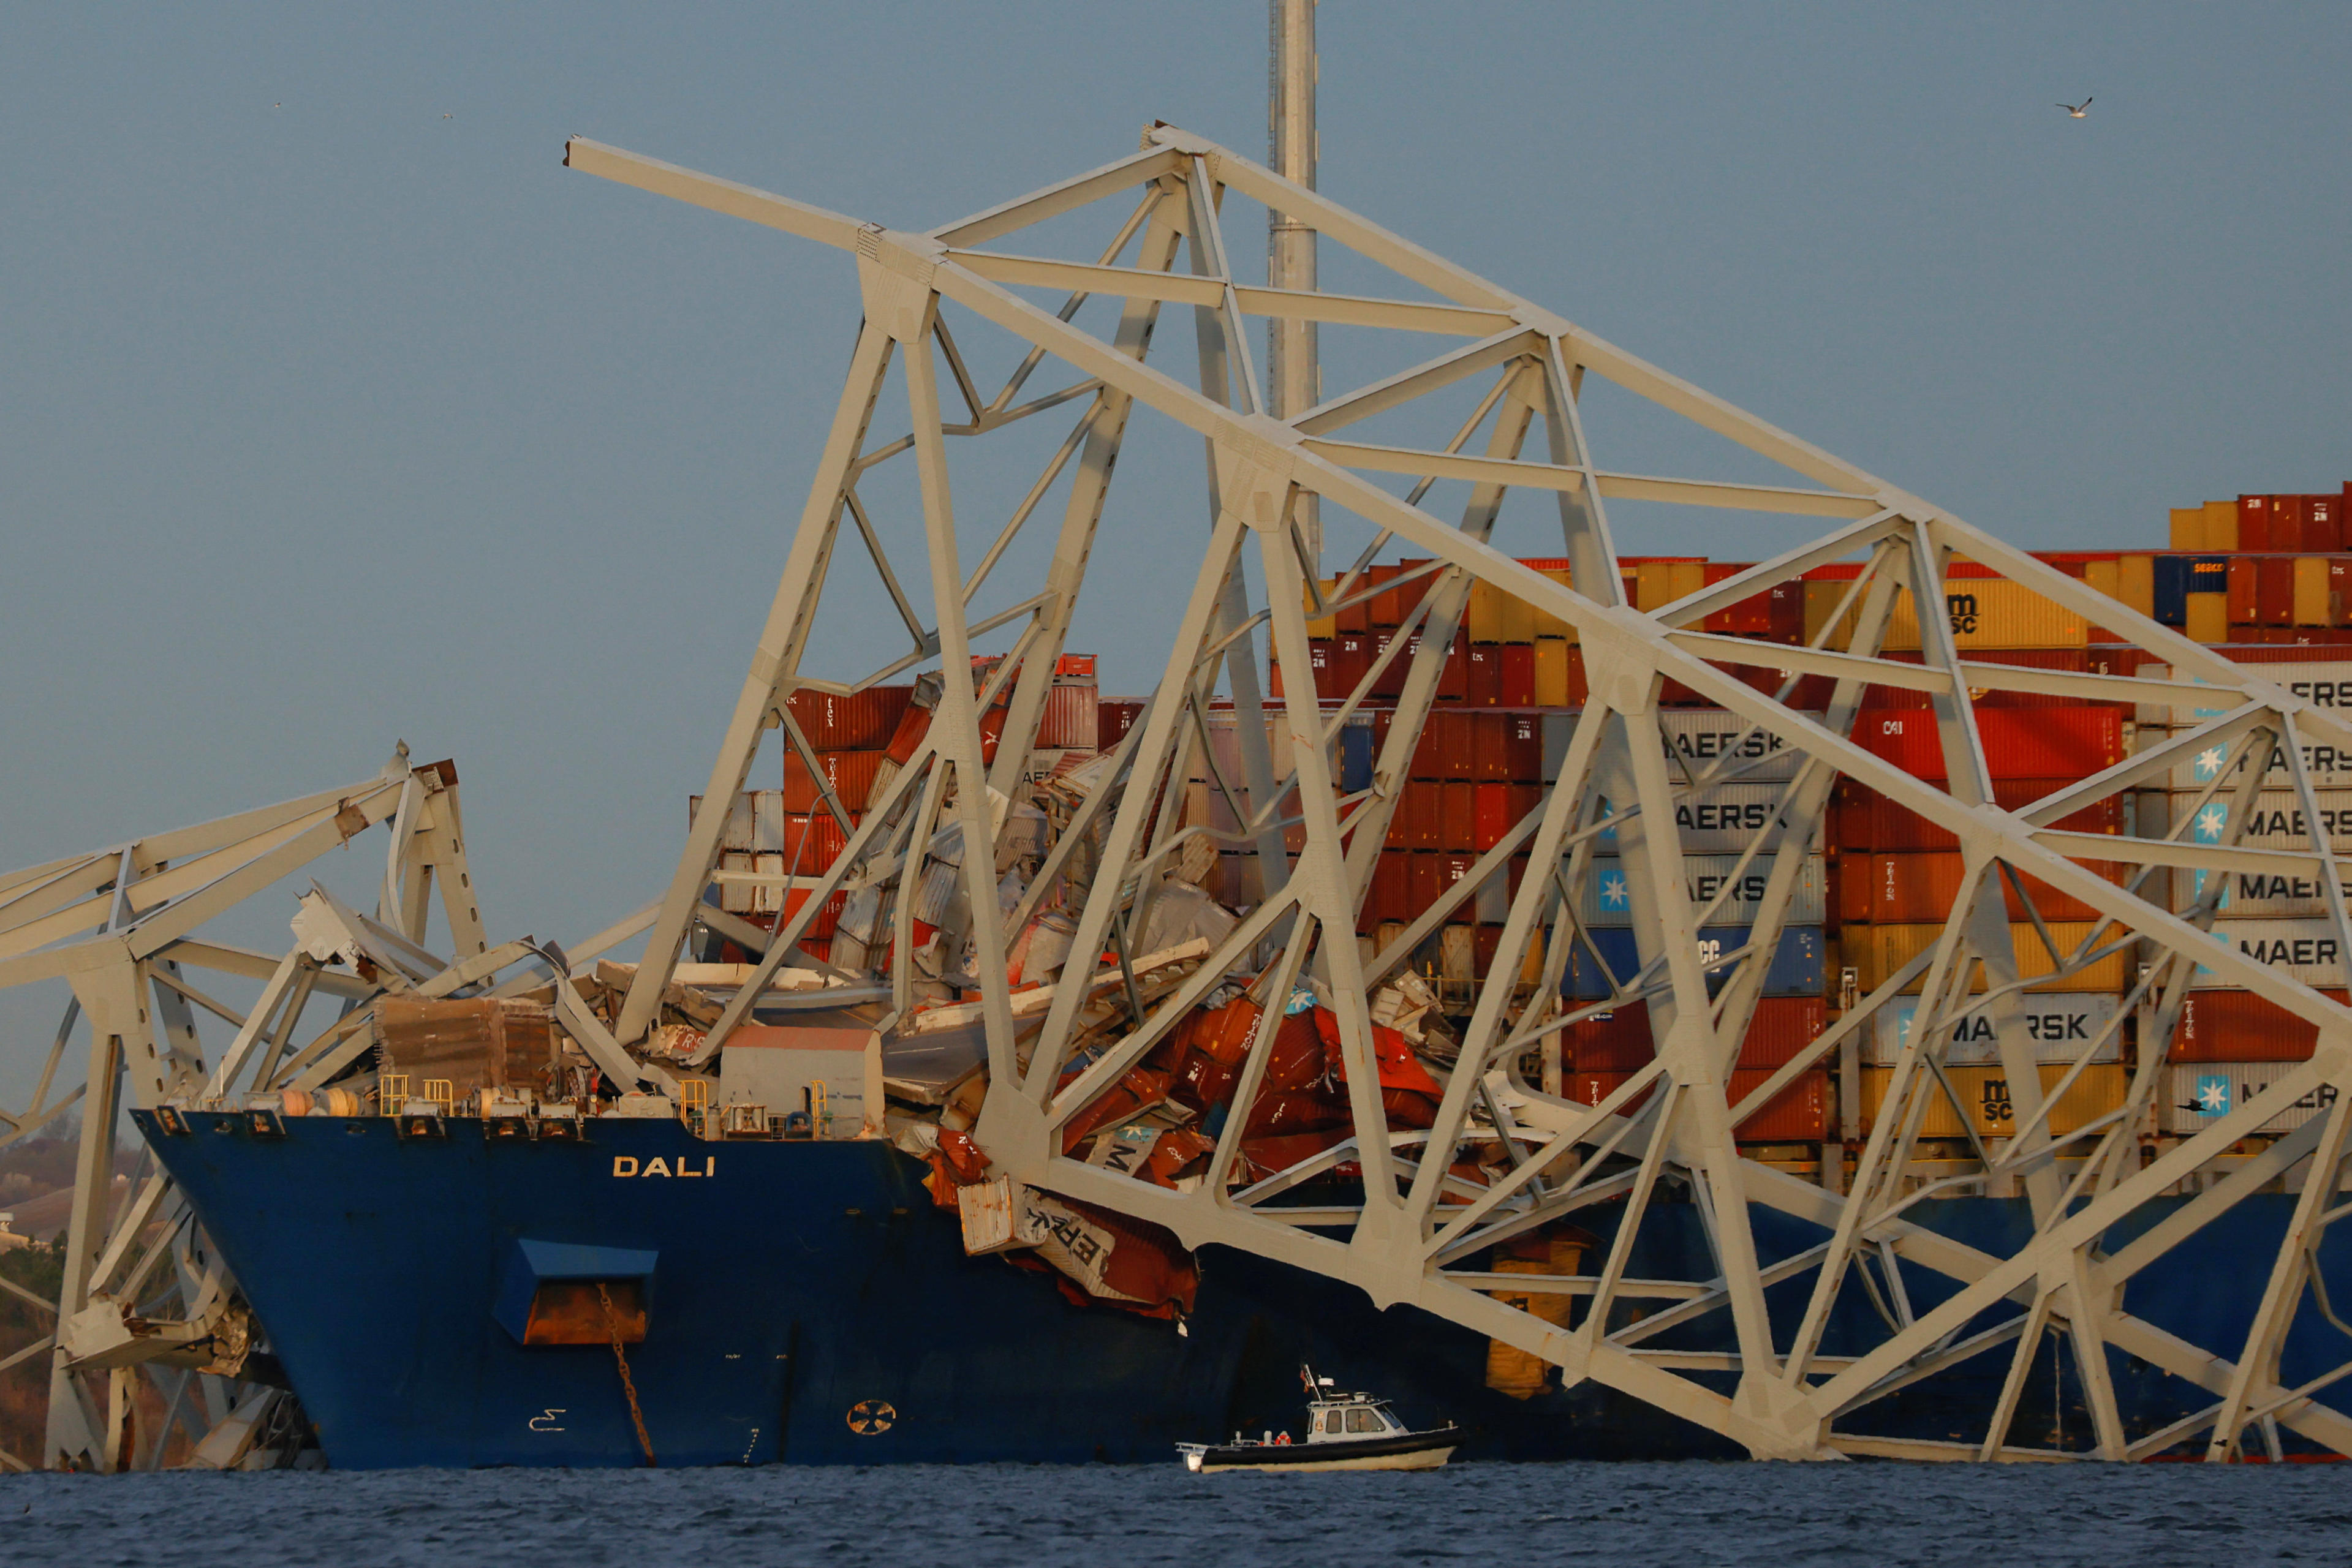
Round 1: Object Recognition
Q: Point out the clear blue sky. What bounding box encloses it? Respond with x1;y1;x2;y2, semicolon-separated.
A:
2;1;2346;982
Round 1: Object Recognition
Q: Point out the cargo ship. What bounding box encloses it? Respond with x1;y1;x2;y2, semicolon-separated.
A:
134;482;2352;1468
133;1108;2352;1466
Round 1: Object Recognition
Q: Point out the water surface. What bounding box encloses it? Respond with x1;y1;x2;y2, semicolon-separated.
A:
3;1460;2348;1566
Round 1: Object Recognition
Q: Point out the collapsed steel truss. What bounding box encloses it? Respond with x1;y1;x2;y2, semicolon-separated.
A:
7;121;2351;1471
564;124;2352;1462
0;750;675;1469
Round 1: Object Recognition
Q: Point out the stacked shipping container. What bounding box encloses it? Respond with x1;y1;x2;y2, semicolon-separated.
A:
1253;492;2352;1176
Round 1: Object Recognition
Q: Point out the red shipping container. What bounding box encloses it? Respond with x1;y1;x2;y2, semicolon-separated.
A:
1472;783;1511;851
1850;707;2121;782
1385;781;1439;850
1835;851;2125;925
1471;922;1505;977
783;748;886;814
1364;851;1412;931
1464;712;1505;782
781;886;845;940
2226;558;2260;627
1498;643;1535;707
1511;783;1544;839
1503;712;1544;782
1438;633;1470;701
1439;782;1477;852
2239;495;2274;552
1864;648;2097;710
1334;572;1371;634
2085;645;2146;678
1466;644;1502;706
2257;556;2296;627
1303;639;1336;700
785;685;913;750
1366;563;1402;628
2161;642;2352;668
1369;630;1408;699
1831;776;2122;853
1098;700;1144;747
2168;988;2347;1062
1330;635;1372;698
2318;495;2346;554
1435;853;1478;921
1562;646;1593;707
1413;711;1478;781
1570;1067;1829;1140
1038;684;1100;749
2273;496;2312;552
779;812;850;870
1408;852;1445;921
1568;997;1825;1071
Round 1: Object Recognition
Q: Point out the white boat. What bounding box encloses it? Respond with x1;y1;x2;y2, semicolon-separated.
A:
1177;1366;1459;1473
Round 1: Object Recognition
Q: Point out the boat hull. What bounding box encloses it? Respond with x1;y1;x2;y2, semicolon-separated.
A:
135;1110;2352;1466
1184;1429;1460;1472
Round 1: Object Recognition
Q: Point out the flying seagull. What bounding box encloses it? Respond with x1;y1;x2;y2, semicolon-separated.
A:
2058;97;2092;118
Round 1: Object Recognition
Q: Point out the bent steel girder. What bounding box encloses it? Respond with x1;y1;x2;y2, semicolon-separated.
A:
0;753;527;1471
572;124;2352;1460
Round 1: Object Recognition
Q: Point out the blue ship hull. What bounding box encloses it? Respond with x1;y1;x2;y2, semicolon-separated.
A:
135;1110;2352;1466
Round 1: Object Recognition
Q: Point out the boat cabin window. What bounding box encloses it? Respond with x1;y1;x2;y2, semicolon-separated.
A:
1347;1407;1380;1433
1321;1411;1342;1434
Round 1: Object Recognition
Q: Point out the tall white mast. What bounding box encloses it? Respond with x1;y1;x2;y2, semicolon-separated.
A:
1268;0;1319;557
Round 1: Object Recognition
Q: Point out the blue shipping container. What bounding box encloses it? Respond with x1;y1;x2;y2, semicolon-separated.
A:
1564;924;1825;1000
1336;717;1376;794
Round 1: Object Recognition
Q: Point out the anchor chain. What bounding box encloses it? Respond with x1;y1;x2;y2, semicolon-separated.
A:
599;1283;656;1466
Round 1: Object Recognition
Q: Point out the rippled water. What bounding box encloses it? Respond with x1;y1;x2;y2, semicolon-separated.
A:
2;1461;2348;1566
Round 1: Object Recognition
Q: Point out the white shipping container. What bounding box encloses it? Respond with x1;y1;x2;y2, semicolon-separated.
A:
1596;783;1806;857
1654;709;1825;785
2137;663;2352;731
2156;790;2352;860
2158;1062;2343;1136
1579;853;1824;927
2185;918;2352;991
2157;723;2352;792
1864;994;2122;1067
2150;795;2352;933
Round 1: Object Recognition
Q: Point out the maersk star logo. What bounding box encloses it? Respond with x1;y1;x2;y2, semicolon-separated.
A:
2193;804;2228;845
1599;872;1630;911
2193;1074;2231;1117
2193;745;2228;783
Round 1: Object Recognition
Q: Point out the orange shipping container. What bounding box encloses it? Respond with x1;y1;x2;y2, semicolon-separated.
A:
1571;1068;1829;1142
1836;852;2127;924
2168;987;2348;1062
782;749;887;814
1841;921;2127;993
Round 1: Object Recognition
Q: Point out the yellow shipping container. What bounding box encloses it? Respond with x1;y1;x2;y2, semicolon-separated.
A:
1802;580;1863;650
2084;558;2120;603
1467;577;1507;643
1842;921;2129;995
2294;556;2334;627
1306;578;1338;639
2117;554;2156;619
1532;637;1573;706
2169;507;2207;551
2204;499;2239;551
1859;1063;2129;1140
2186;592;2229;644
1882;579;2090;650
1528;566;1576;641
1496;584;1537;644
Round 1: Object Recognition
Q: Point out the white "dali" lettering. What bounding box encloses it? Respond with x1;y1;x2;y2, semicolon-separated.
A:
611;1155;717;1178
